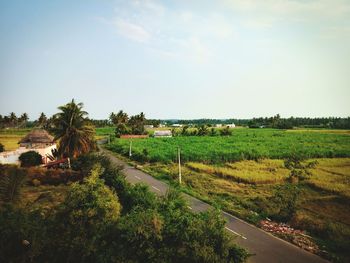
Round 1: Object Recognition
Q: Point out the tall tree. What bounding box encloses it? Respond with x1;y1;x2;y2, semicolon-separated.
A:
52;99;96;158
38;112;47;127
18;113;29;127
116;110;128;124
9;112;17;127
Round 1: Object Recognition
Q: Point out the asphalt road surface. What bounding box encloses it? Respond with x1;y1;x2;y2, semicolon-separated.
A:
101;148;329;263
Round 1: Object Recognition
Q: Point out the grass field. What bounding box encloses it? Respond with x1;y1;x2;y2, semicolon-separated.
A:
140;157;350;262
107;128;350;163
0;128;31;151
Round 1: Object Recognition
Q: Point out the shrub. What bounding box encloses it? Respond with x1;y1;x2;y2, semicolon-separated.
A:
269;184;300;221
19;151;43;167
0;143;4;152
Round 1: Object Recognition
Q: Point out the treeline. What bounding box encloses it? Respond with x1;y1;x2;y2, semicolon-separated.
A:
247;115;350;129
0;112;29;128
166;116;350;129
3;111;350;130
0;112;56;129
167;119;249;126
0;154;248;263
172;125;232;137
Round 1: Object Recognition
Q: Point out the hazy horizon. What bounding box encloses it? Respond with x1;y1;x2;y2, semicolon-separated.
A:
1;0;349;120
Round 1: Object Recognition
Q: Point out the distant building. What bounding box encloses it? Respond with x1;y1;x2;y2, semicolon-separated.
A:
159;124;166;128
226;123;236;128
0;129;56;165
154;130;172;138
144;125;154;129
171;124;183;127
215;124;222;128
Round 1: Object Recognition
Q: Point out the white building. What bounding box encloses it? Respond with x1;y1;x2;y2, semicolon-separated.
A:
226;123;236;128
154;130;172;138
0;129;57;165
171;124;183;127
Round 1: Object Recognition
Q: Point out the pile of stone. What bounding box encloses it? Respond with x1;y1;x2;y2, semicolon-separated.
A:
260;220;319;254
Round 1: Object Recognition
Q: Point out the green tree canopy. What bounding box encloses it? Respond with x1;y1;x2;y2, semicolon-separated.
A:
52;99;96;158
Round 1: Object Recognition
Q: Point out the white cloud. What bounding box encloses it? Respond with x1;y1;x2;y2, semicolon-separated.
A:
114;19;151;43
223;0;350;30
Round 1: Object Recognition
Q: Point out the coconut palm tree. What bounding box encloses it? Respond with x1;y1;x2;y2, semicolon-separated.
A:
37;112;47;127
52;99;96;158
18;113;29;127
9;112;17;127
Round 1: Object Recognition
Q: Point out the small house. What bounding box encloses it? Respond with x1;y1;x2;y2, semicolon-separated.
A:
0;129;57;165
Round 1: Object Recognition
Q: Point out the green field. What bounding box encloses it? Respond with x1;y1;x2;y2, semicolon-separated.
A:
106;128;350;261
107;128;350;163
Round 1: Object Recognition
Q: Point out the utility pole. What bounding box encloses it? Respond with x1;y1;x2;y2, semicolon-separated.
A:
178;147;181;184
129;140;132;157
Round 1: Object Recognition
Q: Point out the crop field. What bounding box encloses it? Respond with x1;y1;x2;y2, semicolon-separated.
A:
0;128;31;151
107;128;350;163
186;159;289;184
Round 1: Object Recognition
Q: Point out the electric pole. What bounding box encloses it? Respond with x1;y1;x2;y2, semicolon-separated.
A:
178;147;181;184
129;140;132;157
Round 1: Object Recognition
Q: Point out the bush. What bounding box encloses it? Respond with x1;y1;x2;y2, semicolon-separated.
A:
0;143;4;152
269;184;300;221
19;151;43;167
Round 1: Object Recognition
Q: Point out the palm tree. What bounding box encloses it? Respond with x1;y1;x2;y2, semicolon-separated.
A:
38;112;47;127
116;110;128;124
9;112;17;127
52;99;96;158
19;113;29;127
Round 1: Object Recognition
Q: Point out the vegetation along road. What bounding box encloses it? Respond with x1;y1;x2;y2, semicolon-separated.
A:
101;147;329;263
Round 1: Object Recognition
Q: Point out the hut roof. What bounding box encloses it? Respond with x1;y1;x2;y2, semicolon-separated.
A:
19;129;55;144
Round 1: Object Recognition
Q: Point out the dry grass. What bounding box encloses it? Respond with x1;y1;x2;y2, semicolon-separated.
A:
186;159;289;184
0;134;22;151
308;158;350;198
19;184;69;209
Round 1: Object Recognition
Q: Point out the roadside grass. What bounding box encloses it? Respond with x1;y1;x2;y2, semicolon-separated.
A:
122;155;350;262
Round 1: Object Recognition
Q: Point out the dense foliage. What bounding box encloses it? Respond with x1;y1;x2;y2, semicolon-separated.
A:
107;129;350;163
0;154;248;263
18;151;43;167
0;143;4;152
51;99;96;158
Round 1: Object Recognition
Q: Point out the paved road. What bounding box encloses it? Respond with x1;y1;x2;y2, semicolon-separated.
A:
101;148;329;263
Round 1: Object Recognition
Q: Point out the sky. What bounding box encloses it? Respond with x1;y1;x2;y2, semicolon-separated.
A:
0;0;349;120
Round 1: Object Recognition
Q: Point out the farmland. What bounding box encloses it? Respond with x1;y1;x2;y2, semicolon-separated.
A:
106;128;350;262
0;128;31;151
106;128;350;163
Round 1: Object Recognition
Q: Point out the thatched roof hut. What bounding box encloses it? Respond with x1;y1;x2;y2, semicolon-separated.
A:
19;129;55;145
